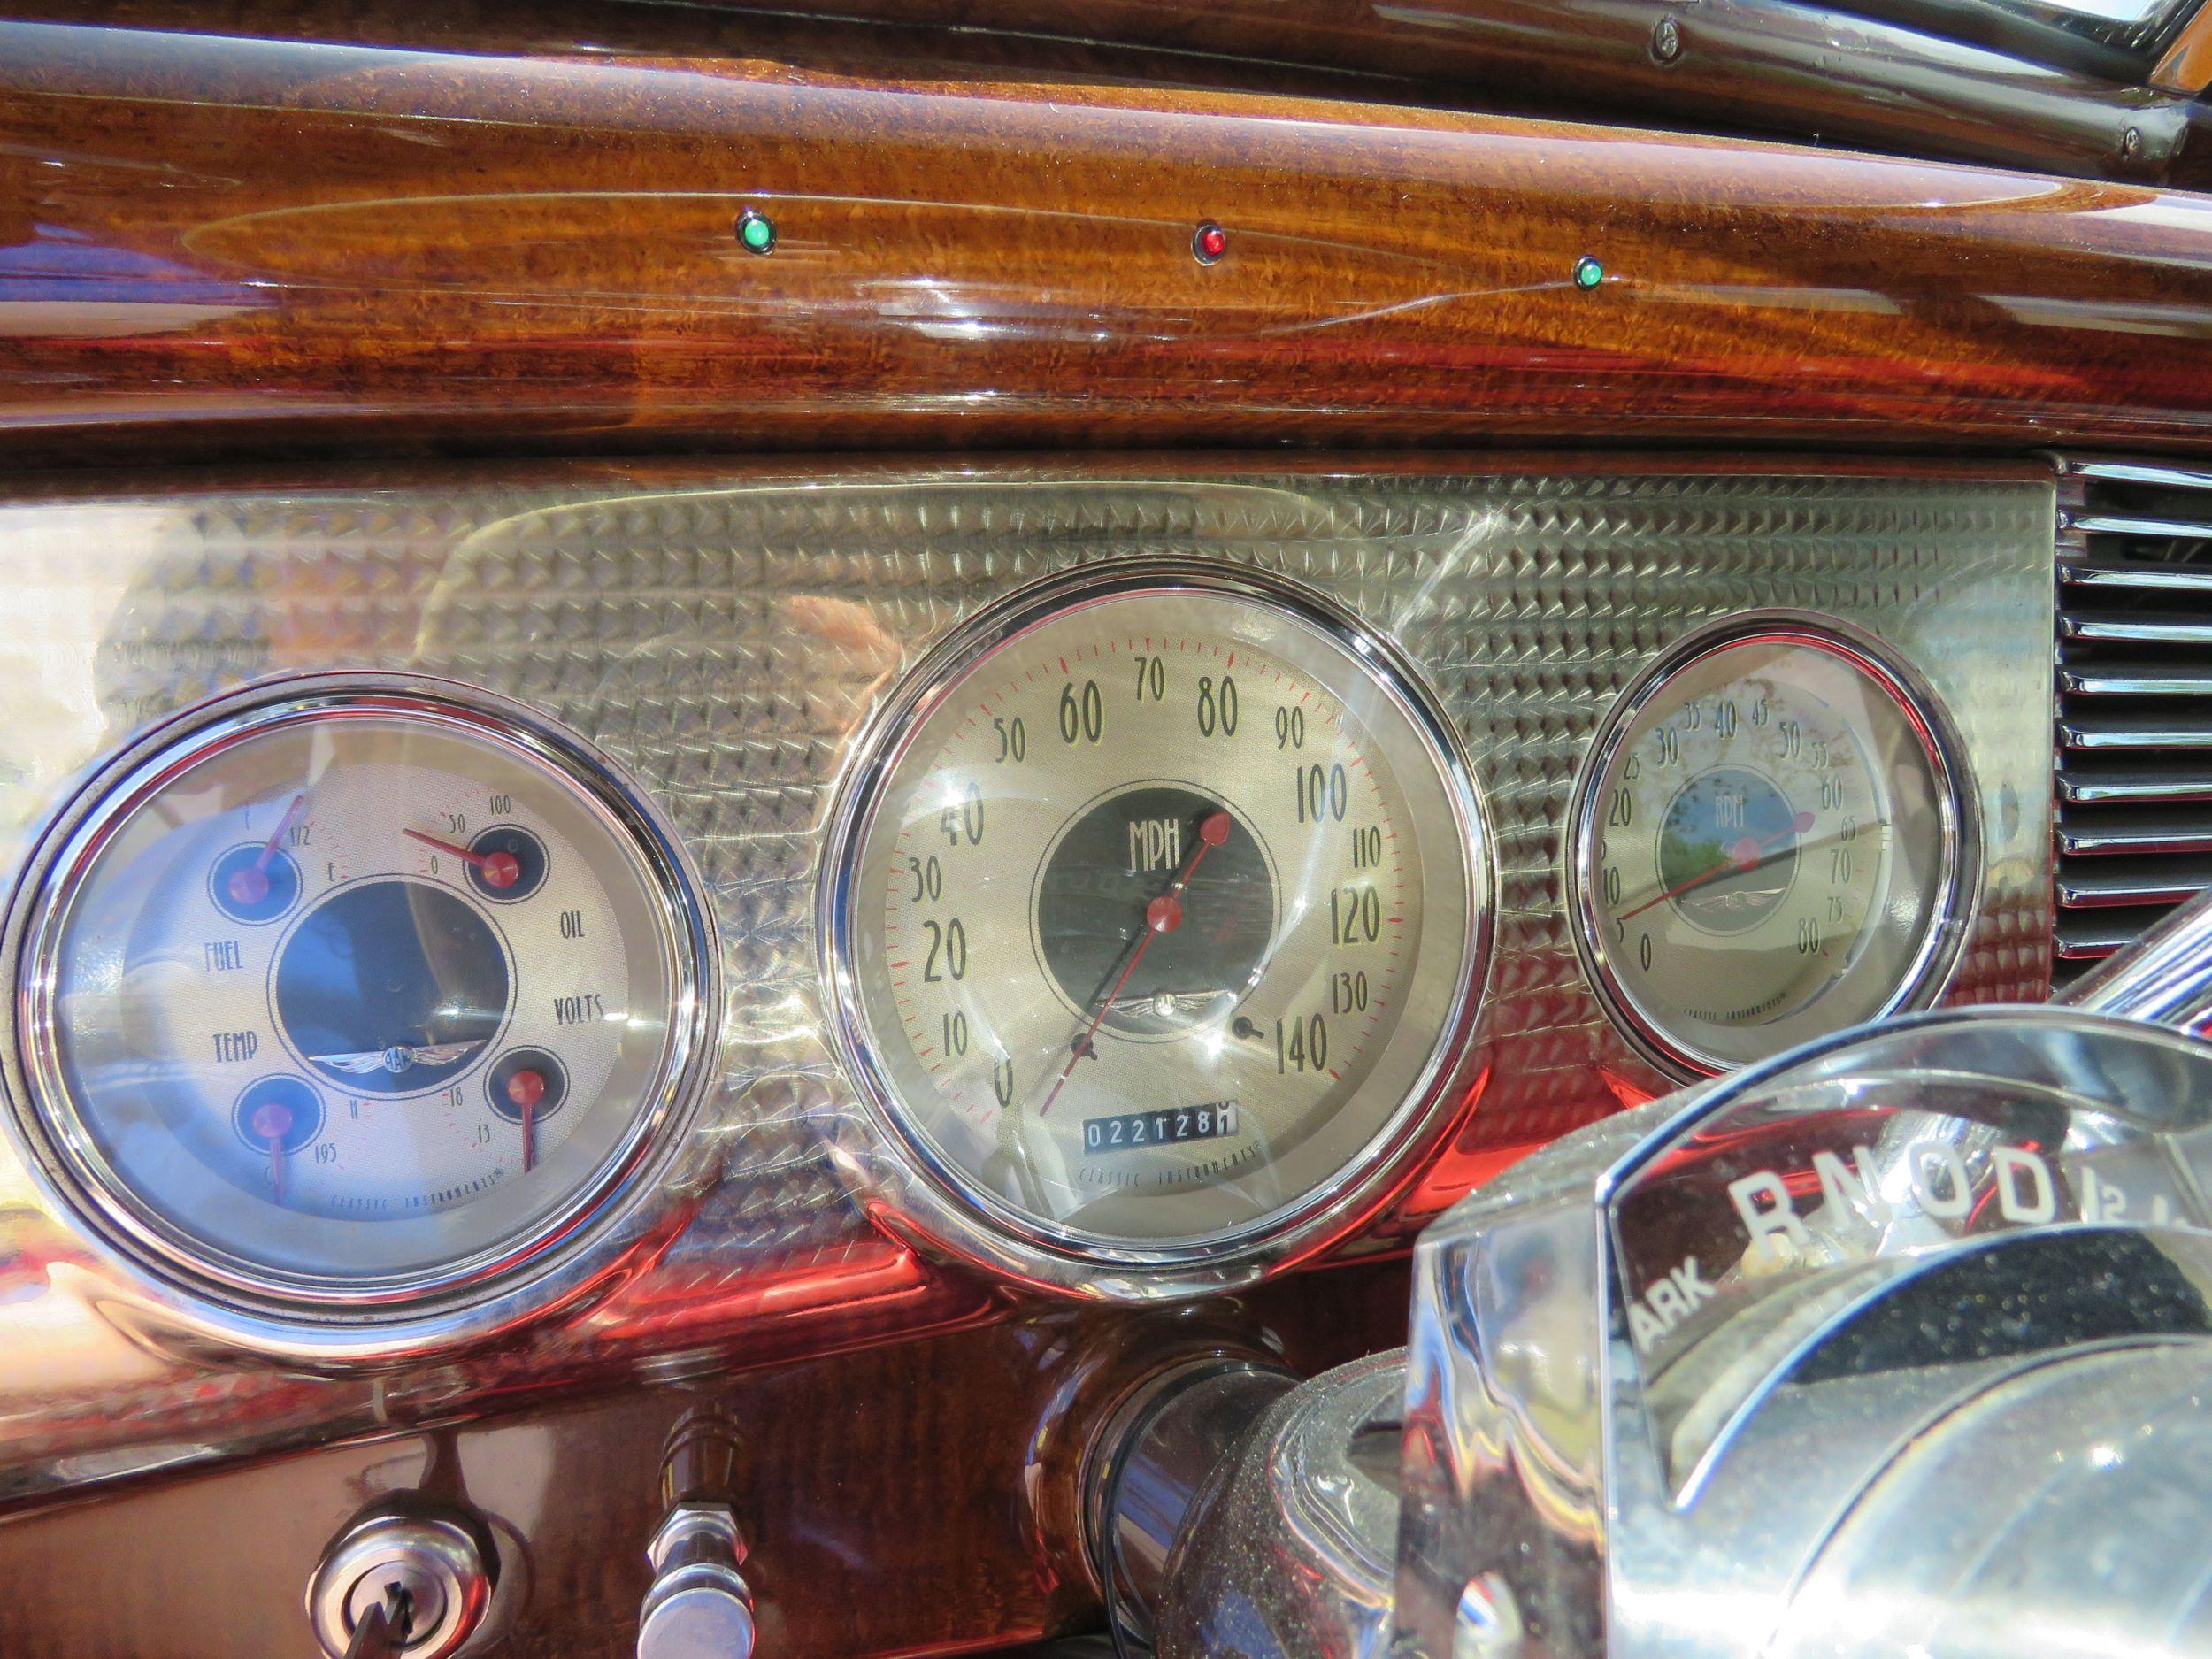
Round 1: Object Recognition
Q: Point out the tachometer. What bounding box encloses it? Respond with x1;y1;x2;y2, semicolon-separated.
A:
8;677;713;1321
1570;619;1973;1078
823;564;1489;1284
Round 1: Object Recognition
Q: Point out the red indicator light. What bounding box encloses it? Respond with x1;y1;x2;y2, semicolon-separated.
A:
1194;221;1228;264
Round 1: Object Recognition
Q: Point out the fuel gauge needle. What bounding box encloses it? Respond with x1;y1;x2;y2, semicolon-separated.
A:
228;793;304;909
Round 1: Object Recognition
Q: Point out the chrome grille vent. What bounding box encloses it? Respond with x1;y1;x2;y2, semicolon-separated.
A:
2056;458;2212;974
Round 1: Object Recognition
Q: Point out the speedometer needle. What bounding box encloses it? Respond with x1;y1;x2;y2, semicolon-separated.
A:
1618;815;1891;922
403;827;520;890
1037;809;1233;1118
1618;812;1814;922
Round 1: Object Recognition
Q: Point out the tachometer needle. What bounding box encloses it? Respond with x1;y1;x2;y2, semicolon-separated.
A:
403;827;520;890
1038;809;1233;1118
228;793;305;908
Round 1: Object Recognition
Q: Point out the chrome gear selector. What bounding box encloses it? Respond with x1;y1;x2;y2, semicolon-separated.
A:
1394;1002;2212;1659
1109;891;2212;1659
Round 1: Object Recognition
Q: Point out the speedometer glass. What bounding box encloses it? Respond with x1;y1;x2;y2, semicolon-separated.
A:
1571;621;1971;1077
12;680;710;1311
825;565;1487;1271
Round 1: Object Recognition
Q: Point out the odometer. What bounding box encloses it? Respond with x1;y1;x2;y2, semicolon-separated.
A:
1570;620;1973;1078
824;565;1489;1279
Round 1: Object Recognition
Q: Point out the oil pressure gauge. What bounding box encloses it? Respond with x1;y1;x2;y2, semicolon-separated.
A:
1571;618;1975;1078
822;563;1491;1289
6;676;714;1325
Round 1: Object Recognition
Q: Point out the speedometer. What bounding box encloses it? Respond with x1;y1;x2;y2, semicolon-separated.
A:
1569;618;1974;1078
822;564;1489;1285
6;677;714;1328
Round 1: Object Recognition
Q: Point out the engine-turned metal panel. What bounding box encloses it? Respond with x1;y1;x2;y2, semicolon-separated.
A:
0;457;2055;1499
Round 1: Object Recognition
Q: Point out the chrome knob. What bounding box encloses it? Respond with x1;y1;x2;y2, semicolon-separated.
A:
638;1502;756;1659
307;1504;495;1659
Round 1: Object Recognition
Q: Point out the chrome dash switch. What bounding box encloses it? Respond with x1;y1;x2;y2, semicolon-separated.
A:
638;1502;756;1659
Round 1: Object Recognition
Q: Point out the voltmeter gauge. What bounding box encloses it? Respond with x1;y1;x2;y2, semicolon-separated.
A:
1570;619;1975;1079
822;563;1491;1288
6;677;714;1323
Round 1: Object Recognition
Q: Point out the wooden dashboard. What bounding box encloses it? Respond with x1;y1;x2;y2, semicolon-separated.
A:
0;5;2191;1659
6;5;2212;465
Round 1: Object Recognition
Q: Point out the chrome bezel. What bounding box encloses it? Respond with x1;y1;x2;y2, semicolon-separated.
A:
818;558;1495;1299
1565;611;1981;1082
0;672;721;1362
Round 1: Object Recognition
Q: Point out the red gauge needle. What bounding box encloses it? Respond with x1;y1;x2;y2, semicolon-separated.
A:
227;793;304;907
403;827;520;889
251;1097;293;1204
1618;810;1816;922
505;1066;547;1172
1037;809;1233;1119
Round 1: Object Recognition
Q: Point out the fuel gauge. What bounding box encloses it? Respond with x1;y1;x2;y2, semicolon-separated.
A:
8;677;713;1314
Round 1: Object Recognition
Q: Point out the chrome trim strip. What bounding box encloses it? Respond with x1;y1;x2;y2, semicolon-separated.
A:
2057;810;2212;856
2059;664;2212;695
2055;859;2212;906
2066;879;2212;1024
2055;451;2212;975
2061;613;2212;645
2058;768;2212;803
2060;714;2212;749
2062;564;2212;594
2056;918;2147;958
2069;514;2212;541
2060;459;2212;489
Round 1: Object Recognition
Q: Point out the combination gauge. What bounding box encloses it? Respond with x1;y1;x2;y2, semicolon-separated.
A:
5;677;714;1329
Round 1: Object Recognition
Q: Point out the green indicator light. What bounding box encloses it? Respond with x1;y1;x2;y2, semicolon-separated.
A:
1572;255;1604;290
738;209;776;255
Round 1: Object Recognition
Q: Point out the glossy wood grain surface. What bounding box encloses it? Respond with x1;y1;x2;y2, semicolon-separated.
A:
0;1259;1409;1659
8;15;2212;461
733;0;2209;182
19;0;2193;184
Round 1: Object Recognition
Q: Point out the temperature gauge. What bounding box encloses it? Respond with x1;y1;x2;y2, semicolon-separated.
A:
7;678;712;1317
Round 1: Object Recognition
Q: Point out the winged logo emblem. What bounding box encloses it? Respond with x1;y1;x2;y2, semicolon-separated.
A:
311;1041;484;1077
